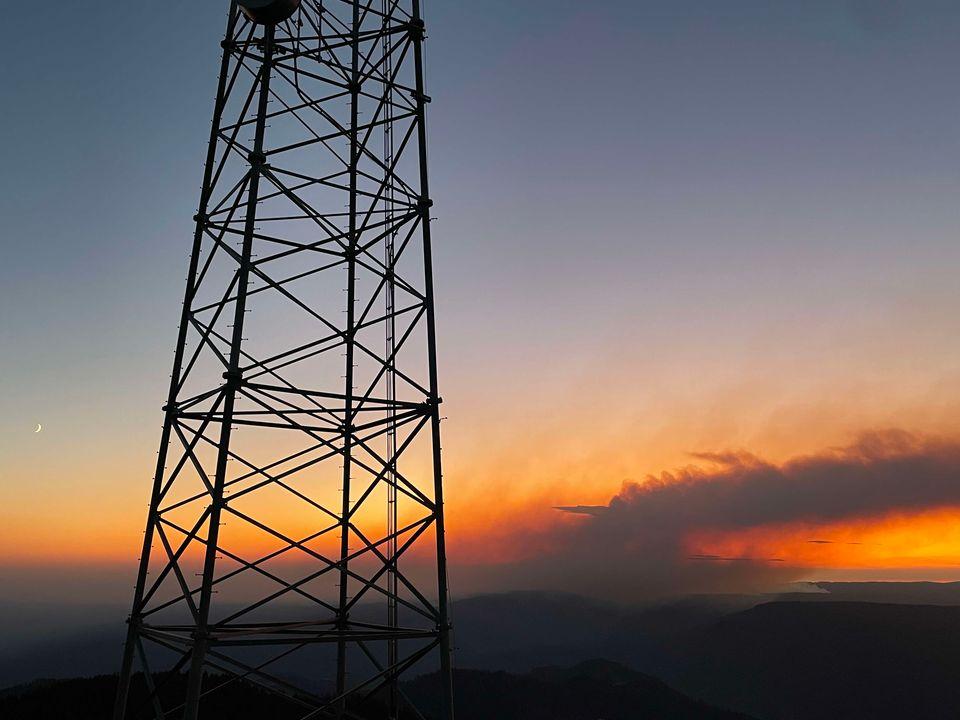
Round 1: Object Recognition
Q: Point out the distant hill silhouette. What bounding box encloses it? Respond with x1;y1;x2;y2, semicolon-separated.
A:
0;675;306;720
0;591;745;688
407;659;756;720
808;581;960;605
449;590;758;672
670;601;960;720
0;661;755;720
9;588;960;719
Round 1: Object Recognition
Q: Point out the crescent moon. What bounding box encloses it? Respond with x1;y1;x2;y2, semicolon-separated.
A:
34;423;42;433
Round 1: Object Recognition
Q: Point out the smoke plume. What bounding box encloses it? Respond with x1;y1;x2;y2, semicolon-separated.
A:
456;431;960;600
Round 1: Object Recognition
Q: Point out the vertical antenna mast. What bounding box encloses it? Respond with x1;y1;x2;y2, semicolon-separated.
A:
382;1;400;718
113;1;454;717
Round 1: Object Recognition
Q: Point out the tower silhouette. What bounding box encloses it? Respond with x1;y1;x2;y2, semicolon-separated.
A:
113;1;454;718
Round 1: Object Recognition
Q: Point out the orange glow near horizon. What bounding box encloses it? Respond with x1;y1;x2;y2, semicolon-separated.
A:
16;497;960;576
7;404;960;580
686;507;960;570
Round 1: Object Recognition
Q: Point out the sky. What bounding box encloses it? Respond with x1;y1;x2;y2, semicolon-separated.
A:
3;0;960;603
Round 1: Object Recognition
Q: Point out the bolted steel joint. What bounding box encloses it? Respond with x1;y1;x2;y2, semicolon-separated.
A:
407;18;425;39
410;88;432;104
222;369;243;388
417;197;433;215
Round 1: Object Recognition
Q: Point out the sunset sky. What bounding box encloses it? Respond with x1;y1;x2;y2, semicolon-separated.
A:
3;0;960;603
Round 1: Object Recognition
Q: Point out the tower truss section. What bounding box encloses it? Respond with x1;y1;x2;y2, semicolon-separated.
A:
113;2;454;718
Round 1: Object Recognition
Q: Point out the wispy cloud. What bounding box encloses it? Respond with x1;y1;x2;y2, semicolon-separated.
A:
553;505;609;517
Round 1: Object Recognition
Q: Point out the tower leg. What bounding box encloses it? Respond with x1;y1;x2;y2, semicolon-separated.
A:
182;21;276;720
112;6;240;719
411;1;455;717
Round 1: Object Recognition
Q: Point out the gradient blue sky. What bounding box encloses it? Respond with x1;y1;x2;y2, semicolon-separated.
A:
3;0;960;592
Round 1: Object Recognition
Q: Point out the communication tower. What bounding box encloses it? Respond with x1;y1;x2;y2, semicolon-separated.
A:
113;1;454;718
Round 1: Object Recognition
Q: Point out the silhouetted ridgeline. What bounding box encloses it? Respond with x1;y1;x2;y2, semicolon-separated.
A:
0;675;306;720
409;660;756;720
670;601;960;720
0;662;755;720
8;586;960;719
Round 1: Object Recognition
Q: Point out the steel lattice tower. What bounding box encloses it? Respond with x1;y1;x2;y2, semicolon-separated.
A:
113;1;454;718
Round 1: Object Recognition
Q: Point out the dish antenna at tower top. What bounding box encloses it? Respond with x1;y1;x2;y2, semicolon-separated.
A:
237;0;301;25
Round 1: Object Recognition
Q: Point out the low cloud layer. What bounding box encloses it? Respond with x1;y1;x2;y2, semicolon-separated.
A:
458;430;960;600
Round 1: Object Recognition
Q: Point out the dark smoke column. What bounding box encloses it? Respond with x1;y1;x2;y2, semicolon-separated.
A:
113;1;454;718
